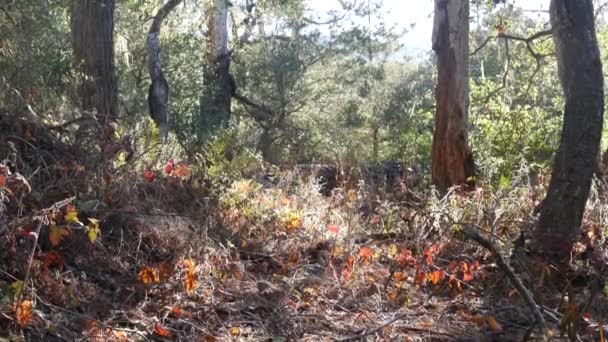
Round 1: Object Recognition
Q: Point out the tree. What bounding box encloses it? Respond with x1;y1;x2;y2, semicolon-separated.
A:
431;0;475;191
147;0;183;143
70;0;118;138
200;0;233;133
536;0;604;263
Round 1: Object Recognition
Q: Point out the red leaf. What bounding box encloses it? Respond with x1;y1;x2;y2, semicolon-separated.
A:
144;170;155;183
164;159;175;175
327;224;340;235
424;248;433;265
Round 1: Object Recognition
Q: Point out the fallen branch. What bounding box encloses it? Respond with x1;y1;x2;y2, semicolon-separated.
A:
461;225;549;338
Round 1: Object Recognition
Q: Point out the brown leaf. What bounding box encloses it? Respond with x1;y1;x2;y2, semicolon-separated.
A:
154;323;174;338
486;315;503;332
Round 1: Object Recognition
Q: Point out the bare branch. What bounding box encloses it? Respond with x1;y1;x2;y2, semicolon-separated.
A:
461;225;549;338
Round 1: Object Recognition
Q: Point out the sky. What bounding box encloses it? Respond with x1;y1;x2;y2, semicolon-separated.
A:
309;0;550;55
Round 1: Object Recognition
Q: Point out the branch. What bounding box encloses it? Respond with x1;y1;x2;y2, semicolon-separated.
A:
470;29;553;57
461;225;549;338
233;92;274;123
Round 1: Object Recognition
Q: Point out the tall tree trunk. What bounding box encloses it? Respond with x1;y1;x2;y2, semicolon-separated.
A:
431;0;475;192
70;0;118;137
147;0;182;143
202;0;233;130
536;0;604;264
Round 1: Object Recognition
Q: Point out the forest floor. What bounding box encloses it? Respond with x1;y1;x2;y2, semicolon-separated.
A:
1;117;608;341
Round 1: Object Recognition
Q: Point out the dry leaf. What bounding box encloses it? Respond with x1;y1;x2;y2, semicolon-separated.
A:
49;225;70;247
14;300;33;327
229;326;241;336
486;315;503;332
154;323;174;338
359;246;373;262
0;175;6;188
139;266;160;285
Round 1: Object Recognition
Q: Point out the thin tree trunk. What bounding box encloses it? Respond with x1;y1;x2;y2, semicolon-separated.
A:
536;0;604;263
431;0;475;192
70;0;118;136
147;0;182;143
202;0;233;129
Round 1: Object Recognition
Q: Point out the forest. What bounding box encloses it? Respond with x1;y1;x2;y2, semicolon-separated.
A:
1;0;608;340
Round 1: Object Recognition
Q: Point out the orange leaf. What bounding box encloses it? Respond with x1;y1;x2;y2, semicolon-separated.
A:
174;162;189;177
359;247;373;261
139;266;160;285
229;326;241;336
394;272;407;282
49;226;70;247
463;271;474;282
346;255;355;268
14;300;33;327
171;306;182;317
600;320;605;342
448;260;458;272
154;323;174;338
0;175;5;188
427;270;445;285
459;261;469;273
185;271;197;292
486;315;503;332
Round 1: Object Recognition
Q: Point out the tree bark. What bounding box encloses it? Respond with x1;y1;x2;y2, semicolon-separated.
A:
202;0;233;130
70;0;118;136
536;0;604;263
147;0;182;143
431;0;475;192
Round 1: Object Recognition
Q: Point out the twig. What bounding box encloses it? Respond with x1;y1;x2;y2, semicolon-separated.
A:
338;313;454;341
461;225;549;338
35;295;150;341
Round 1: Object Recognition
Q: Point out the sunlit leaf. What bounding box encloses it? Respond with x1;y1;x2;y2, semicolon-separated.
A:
87;218;101;243
64;205;79;224
14;299;33;327
229;326;241;336
139;266;160;285
174;162;189;177
154;323;174;338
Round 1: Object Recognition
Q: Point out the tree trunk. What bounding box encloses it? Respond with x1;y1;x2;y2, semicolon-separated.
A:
431;0;475;192
147;0;182;143
202;0;233;130
536;0;604;263
70;0;118;136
